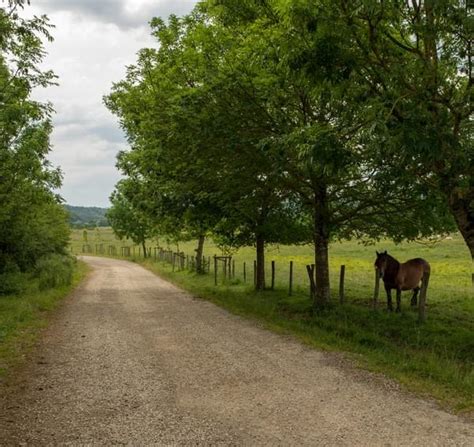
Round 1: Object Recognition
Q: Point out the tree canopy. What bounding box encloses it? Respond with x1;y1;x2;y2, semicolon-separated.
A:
106;0;470;303
0;1;70;278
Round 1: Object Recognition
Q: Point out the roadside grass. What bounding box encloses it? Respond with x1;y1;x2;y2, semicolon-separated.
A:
0;261;89;378
71;229;473;413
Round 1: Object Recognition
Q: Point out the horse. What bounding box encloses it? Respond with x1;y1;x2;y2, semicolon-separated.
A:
374;251;430;312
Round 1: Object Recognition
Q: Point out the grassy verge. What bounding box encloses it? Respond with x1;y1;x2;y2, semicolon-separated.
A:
0;260;89;378
138;257;473;415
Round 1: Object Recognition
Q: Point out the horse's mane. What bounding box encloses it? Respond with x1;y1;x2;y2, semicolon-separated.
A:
382;252;400;281
384;253;399;265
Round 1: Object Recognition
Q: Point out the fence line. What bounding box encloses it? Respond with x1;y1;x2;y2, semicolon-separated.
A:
71;242;431;318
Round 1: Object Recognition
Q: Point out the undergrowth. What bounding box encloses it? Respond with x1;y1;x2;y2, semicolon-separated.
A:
0;260;88;378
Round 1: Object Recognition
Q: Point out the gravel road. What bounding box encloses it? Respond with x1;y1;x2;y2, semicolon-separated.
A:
0;256;472;446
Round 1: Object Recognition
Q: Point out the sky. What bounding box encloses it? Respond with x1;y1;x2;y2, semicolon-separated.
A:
27;0;198;207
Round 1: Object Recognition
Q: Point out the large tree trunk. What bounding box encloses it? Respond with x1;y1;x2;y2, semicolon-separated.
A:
195;234;205;274
313;184;330;306
448;189;474;280
142;241;147;259
255;233;265;291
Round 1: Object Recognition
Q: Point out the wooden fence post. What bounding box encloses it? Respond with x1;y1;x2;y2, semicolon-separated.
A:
373;268;380;310
271;261;275;290
214;255;218;286
289;261;293;296
339;265;345;304
418;271;430;322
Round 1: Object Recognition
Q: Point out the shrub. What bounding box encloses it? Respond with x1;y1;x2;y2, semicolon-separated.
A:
35;254;75;291
0;272;28;295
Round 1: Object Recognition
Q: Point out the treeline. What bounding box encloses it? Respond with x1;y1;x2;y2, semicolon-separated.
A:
106;0;472;306
65;205;109;228
0;1;72;293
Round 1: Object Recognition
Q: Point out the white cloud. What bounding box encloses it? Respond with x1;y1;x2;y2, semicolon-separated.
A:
24;0;199;206
34;0;197;29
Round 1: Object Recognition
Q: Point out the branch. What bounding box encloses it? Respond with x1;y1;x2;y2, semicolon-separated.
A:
383;30;421;56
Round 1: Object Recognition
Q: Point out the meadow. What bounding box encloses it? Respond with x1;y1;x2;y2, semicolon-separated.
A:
71;228;473;413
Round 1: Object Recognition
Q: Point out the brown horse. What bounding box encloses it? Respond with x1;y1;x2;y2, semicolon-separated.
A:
374;251;430;312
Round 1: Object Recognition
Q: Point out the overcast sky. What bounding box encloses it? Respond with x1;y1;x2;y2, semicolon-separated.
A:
28;0;198;207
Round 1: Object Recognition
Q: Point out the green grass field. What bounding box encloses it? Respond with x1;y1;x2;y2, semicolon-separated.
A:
71;229;473;413
0;261;89;378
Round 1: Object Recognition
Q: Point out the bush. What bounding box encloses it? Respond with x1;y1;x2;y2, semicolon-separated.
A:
0;271;28;295
35;254;75;291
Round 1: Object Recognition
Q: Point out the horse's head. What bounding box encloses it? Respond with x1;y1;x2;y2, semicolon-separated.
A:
374;250;388;278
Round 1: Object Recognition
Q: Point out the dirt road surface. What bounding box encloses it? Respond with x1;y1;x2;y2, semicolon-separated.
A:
0;256;473;446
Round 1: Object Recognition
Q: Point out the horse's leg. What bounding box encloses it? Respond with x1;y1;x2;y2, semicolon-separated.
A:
385;284;393;312
411;287;420;307
396;288;402;313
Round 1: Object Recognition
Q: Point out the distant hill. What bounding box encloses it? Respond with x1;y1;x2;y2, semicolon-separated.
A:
65;205;109;228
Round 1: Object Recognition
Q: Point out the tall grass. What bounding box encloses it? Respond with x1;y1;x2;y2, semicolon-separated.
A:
35;254;75;290
0;259;88;378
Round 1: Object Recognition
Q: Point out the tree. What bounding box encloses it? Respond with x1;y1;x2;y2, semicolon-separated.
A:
105;13;308;283
107;180;156;257
105;16;222;273
0;1;69;276
202;0;457;304
335;0;473;264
